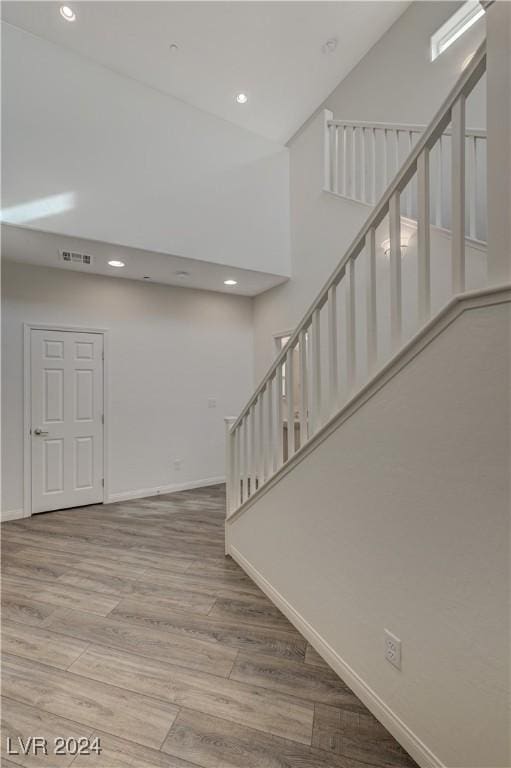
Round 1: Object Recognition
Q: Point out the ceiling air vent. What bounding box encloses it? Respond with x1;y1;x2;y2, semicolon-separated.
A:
60;250;93;265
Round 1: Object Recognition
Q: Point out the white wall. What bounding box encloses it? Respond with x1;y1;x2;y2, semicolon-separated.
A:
1;259;254;516
299;1;486;135
253;0;487;380
230;297;511;768
1;22;290;277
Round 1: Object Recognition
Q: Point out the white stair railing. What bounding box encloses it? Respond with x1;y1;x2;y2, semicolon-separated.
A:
226;42;487;519
324;115;487;243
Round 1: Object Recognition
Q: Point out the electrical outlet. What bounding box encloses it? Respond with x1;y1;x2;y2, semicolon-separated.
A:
384;629;401;670
174;459;182;471
208;398;217;409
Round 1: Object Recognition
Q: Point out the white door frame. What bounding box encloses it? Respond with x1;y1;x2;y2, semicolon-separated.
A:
23;323;109;517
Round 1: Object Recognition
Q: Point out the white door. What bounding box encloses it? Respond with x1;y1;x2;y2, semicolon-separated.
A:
31;329;104;514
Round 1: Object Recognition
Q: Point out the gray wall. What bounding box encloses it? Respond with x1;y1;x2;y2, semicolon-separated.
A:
231;298;511;768
1;260;254;517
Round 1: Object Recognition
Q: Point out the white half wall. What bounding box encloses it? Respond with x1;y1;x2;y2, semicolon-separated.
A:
1;259;254;517
229;296;511;768
1;22;290;277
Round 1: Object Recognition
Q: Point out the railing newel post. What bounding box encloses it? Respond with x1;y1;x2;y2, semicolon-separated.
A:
224;417;236;521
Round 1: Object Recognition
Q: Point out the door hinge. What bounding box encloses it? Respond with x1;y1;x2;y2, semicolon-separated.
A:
102;351;104;361
102;478;104;487
101;414;104;425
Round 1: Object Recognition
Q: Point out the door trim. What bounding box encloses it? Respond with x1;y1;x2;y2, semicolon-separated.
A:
23;323;109;517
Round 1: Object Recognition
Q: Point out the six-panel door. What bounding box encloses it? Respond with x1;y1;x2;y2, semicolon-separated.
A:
31;329;104;514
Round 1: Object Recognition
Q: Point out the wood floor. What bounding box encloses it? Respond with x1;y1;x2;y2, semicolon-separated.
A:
1;484;417;768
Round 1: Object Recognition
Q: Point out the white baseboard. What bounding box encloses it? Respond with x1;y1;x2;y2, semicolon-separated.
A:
107;476;225;504
1;508;28;523
229;544;444;768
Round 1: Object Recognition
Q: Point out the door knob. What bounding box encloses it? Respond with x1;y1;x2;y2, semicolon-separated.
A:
33;428;49;436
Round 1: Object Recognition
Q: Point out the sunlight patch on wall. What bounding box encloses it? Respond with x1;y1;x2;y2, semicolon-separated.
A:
0;192;75;225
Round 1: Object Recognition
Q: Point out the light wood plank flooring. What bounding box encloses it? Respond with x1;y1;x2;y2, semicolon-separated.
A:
1;484;417;768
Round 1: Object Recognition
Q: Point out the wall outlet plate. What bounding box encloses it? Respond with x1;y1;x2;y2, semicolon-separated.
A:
208;398;217;409
174;459;182;470
384;629;402;670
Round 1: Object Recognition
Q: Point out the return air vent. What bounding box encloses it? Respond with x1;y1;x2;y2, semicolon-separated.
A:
60;250;93;265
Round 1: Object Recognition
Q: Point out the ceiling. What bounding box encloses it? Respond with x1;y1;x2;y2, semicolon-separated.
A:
2;225;288;296
1;1;409;144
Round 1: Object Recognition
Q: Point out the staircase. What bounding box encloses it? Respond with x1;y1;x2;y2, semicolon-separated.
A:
224;42;488;519
223;30;511;768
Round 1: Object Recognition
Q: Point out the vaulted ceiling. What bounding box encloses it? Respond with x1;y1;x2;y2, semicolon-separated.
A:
1;1;409;144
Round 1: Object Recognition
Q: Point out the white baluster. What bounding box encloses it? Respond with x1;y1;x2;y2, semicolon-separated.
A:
328;284;339;414
365;229;377;374
276;365;284;469
258;388;265;485
299;328;308;448
352;126;357;199
389;190;402;349
224;417;236;516
333;126;339;195
311;308;321;434
323;110;333;191
245;414;251;501
383;128;388;189
233;426;241;509
371;128;377;204
249;405;256;495
342;127;348;197
286;346;295;460
346;257;356;392
393;129;400;177
435;136;443;227
265;376;273;478
468;135;477;240
417;148;431;325
406;131;413;217
240;417;246;503
361;127;366;203
328;123;335;193
451;95;466;294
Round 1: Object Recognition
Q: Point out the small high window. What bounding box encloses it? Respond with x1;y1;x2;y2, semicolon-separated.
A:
431;0;485;61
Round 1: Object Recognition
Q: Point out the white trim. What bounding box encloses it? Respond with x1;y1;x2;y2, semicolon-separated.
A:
107;476;225;504
1;508;29;523
23;323;109;517
229;545;444;768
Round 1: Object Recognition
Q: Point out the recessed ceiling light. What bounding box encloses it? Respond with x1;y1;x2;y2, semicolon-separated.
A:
235;93;248;105
175;270;190;279
169;43;179;53
60;5;76;22
108;259;125;268
143;276;151;280
224;279;237;286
